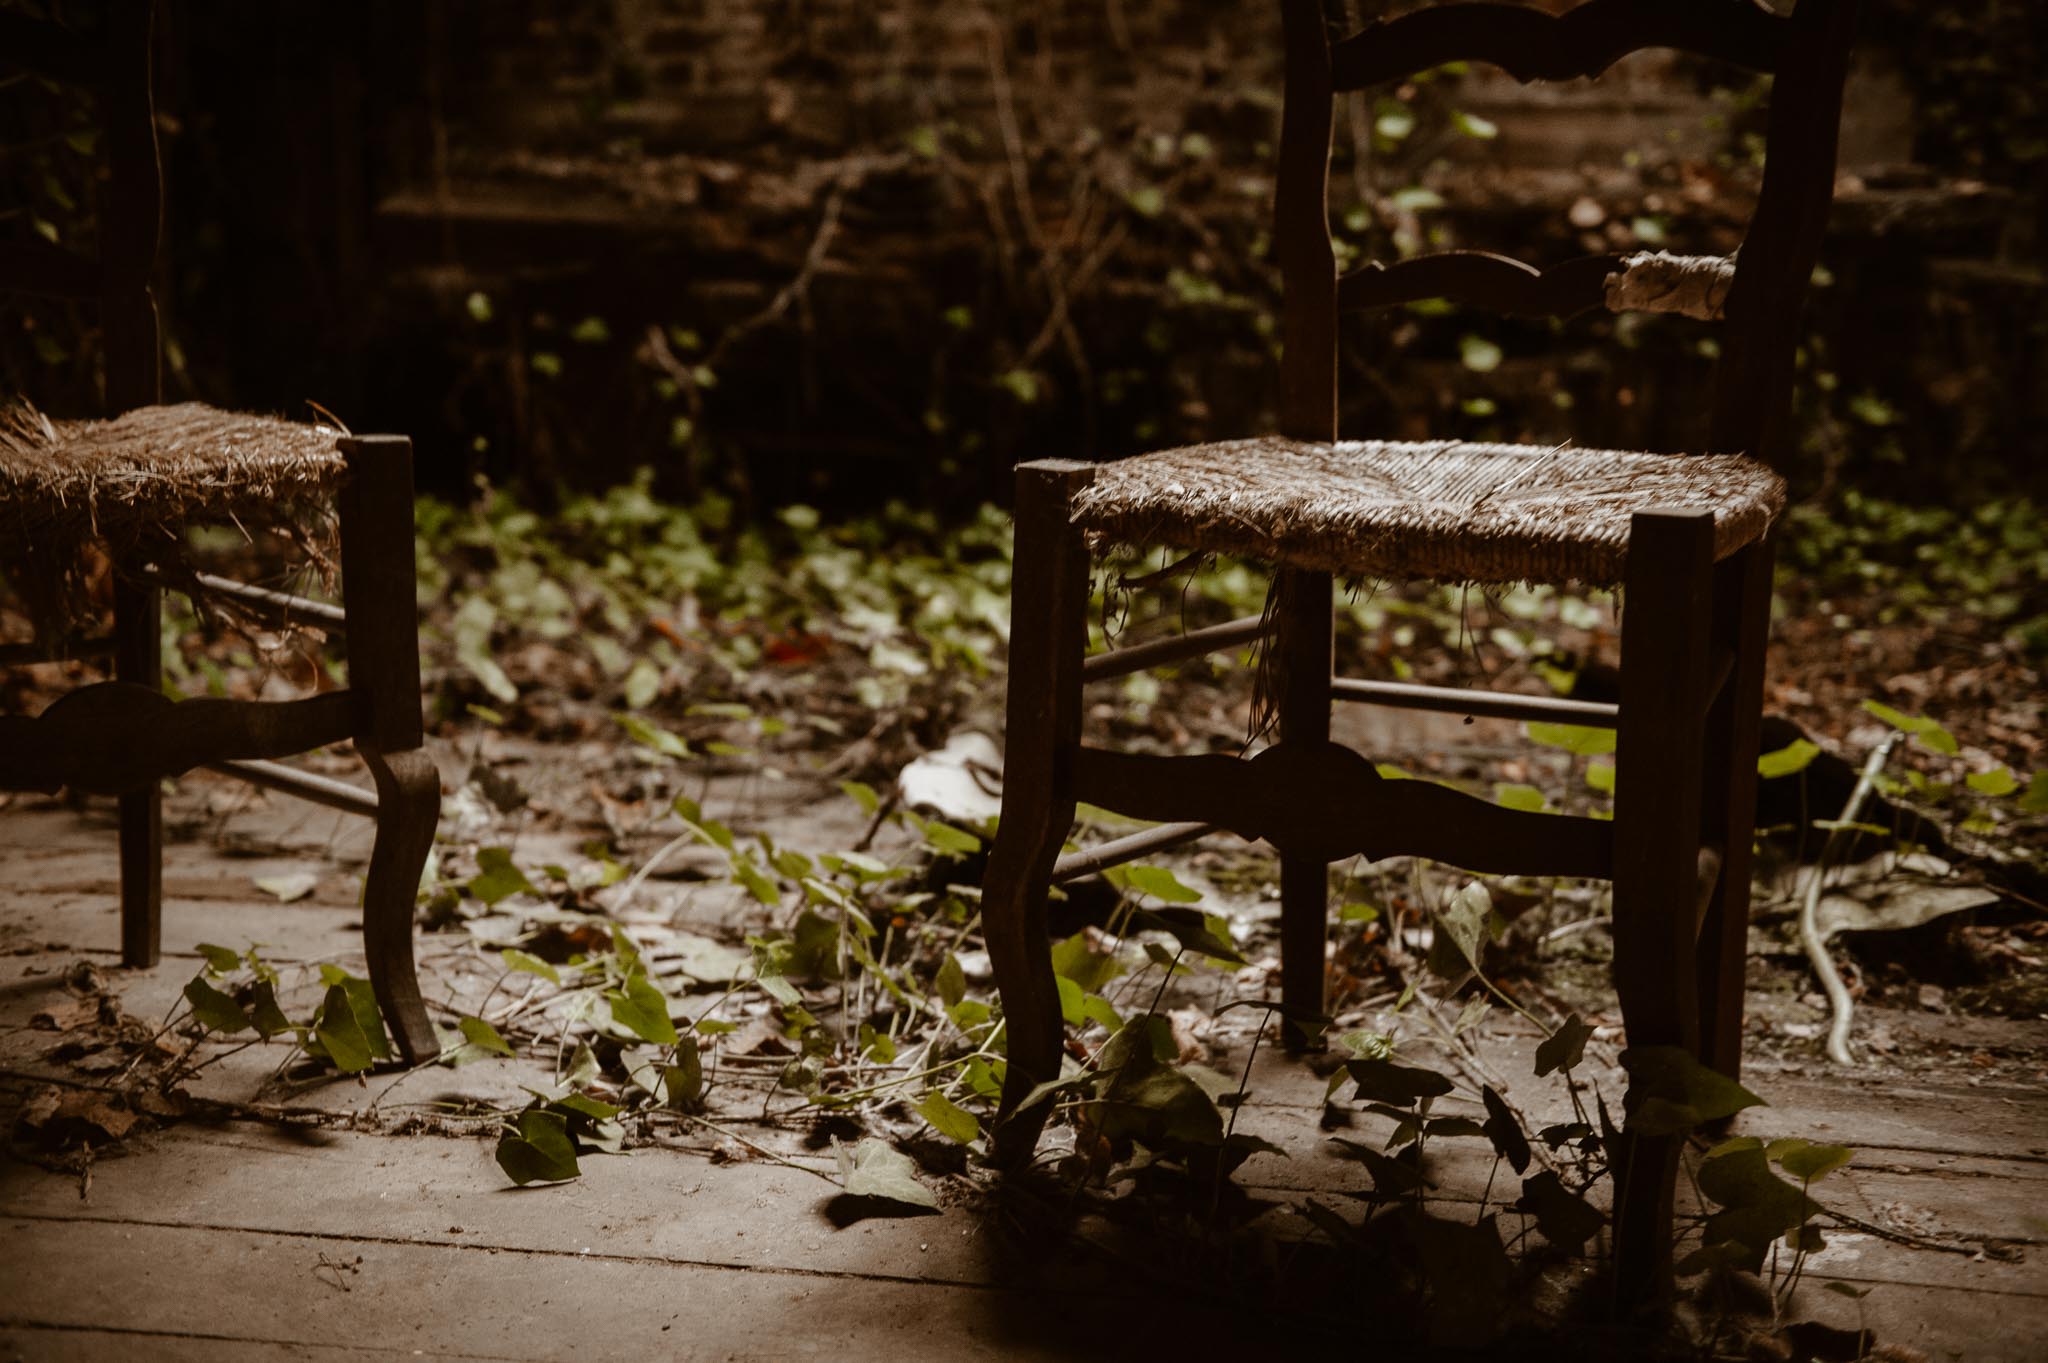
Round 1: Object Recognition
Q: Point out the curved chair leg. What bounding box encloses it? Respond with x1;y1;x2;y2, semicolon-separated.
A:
987;460;1093;1168
337;434;438;1065
1275;568;1333;1051
1610;510;1717;1311
361;745;440;1063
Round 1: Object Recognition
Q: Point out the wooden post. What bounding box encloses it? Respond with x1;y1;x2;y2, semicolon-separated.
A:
1610;508;1717;1308
1277;567;1333;1049
1696;534;1775;1076
987;459;1094;1166
102;0;165;970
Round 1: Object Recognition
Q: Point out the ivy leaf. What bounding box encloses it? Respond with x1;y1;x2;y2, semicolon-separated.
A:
1481;1085;1531;1174
916;1090;981;1145
1533;1013;1593;1078
495;1107;581;1185
1050;930;1124;993
837;1137;938;1208
468;848;535;906
1757;739;1821;779
1123;865;1201;903
248;982;293;1038
1328;1137;1425;1197
459;1016;515;1057
1346;1058;1454;1105
1526;721;1617;756
935;953;967;1008
1620;1046;1764;1135
1517;1171;1604;1250
1965;765;2019;797
1771;1138;1854;1183
662;1034;704;1108
1427;881;1491;978
500;948;561;986
183;977;253;1034
312;983;377;1073
607;970;679;1046
1860;700;1958;755
1131;907;1245;965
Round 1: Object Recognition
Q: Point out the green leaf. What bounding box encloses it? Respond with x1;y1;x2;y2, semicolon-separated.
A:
1459;334;1502;373
1050;931;1124;993
1771;1138;1854;1183
1860;699;1958;755
196;942;243;975
921;821;982;857
1966;765;2019;797
1757;739;1822;779
1328;1137;1424;1197
1131;907;1245;965
731;856;781;907
1494;783;1547;813
495;1107;581;1185
1346;1058;1454;1105
916;1090;981;1145
183;977;253;1034
1427;881;1491;978
1534;1014;1593;1078
1526;721;1617;756
1620;1045;1764;1135
607;970;679;1046
1696;1138;1819;1270
1517;1171;1604;1250
2018;772;2048;813
935;953;967;1008
458;1016;515;1057
1055;974;1085;1027
662;1034;704;1108
500;948;561;986
839;780;881;816
562;1041;600;1090
468;848;535;906
248;982;293;1038
1584;758;1615;795
1124;865;1201;903
837;1137;938;1208
1481;1085;1531;1175
312;983;377;1073
617;712;691;760
1451;109;1498;140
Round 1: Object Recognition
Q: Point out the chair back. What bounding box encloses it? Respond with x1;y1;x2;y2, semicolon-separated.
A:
1275;0;1860;467
1;0;163;413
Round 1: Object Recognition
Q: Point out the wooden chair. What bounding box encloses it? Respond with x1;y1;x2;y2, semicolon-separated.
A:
0;2;441;1063
981;0;1858;1302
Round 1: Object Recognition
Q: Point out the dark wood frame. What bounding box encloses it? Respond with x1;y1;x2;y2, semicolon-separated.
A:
0;2;441;1063
982;0;1858;1307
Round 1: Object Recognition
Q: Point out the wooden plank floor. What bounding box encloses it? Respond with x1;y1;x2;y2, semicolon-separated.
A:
3;778;2044;1361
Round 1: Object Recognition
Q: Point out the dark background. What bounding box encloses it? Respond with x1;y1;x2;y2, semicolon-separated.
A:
5;0;2043;512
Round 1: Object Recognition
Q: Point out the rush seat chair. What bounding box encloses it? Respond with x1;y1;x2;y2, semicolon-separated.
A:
981;0;1858;1302
0;1;441;1062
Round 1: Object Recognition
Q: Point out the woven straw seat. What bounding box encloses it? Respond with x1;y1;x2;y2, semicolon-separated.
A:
1069;437;1787;586
1;401;348;634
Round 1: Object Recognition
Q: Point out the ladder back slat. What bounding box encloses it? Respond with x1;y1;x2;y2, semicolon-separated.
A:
1330;0;1788;91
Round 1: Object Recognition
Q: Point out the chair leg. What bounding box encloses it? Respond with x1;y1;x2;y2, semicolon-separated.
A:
338;435;439;1063
1609;509;1717;1310
361;746;441;1062
113;572;162;968
987;459;1094;1168
1275;568;1333;1051
1696;536;1774;1079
